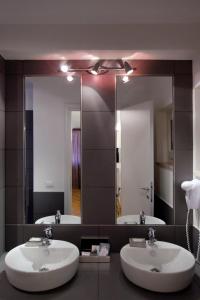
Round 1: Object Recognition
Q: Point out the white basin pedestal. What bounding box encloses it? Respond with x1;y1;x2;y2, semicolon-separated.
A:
120;241;195;293
5;240;79;292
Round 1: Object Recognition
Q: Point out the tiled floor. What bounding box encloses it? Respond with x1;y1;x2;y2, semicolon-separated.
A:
1;254;200;300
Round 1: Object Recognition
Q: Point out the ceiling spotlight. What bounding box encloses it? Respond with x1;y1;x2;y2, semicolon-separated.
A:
124;61;133;75
122;75;129;83
90;62;100;75
60;63;69;73
67;75;74;82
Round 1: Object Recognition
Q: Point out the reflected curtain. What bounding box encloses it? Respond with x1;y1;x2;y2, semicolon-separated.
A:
72;129;81;188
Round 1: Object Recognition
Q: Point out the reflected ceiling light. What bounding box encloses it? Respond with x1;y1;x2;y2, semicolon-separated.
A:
60;63;69;73
122;75;129;83
124;61;133;75
67;75;74;82
90;62;100;75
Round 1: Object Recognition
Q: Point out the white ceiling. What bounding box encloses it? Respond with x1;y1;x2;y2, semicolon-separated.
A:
1;0;200;24
0;0;200;60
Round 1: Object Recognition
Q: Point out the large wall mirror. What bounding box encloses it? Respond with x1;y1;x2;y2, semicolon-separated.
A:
116;76;174;225
25;76;81;224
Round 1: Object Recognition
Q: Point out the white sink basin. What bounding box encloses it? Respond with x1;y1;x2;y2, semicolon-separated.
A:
117;215;166;225
5;240;79;292
35;215;81;224
120;241;195;293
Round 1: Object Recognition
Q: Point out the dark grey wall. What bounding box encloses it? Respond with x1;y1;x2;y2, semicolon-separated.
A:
5;223;190;252
82;74;116;224
33;192;64;222
0;56;5;255
4;60;193;251
174;72;193;224
154;196;174;225
5;64;25;225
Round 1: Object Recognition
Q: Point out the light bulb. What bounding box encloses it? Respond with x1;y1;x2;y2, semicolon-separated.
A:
60;63;69;73
67;75;74;82
122;75;129;83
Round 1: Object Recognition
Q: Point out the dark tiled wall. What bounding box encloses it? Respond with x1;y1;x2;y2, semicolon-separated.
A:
174;73;193;224
0;56;5;255
25;110;33;223
5;224;190;252
82;74;116;224
4;60;193;251
5;64;25;224
33;192;64;222
154;196;174;225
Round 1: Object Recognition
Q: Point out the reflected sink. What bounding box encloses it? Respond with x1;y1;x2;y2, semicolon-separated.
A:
117;215;166;225
35;215;81;224
120;241;195;292
5;240;79;292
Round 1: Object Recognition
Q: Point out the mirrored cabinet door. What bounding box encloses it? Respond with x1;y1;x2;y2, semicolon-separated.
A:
25;76;81;224
116;76;174;225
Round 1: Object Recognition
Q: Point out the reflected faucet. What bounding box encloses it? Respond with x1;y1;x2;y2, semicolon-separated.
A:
55;210;61;224
42;226;53;246
139;211;146;224
148;227;157;246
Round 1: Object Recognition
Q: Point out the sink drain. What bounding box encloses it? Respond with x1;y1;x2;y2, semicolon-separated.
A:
150;267;160;273
39;267;49;272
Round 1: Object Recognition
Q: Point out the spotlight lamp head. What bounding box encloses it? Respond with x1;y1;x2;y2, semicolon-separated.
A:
90;62;100;75
124;61;133;75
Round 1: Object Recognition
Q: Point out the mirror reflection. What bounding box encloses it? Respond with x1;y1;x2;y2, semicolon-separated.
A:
116;76;173;225
25;76;81;224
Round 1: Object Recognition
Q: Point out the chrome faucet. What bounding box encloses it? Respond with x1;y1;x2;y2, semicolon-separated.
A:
148;227;157;246
139;211;146;224
55;210;61;224
42;226;53;246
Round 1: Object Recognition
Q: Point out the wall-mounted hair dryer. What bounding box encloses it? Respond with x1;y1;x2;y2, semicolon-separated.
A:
181;179;200;260
181;179;200;209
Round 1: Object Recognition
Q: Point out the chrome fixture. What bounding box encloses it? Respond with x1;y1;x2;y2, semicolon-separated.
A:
59;60;136;76
148;227;157;246
41;237;51;246
124;61;133;75
55;210;61;224
139;211;146;224
44;226;53;239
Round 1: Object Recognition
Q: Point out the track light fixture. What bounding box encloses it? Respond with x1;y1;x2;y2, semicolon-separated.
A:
90;62;101;75
124;61;133;75
60;63;69;73
59;60;135;76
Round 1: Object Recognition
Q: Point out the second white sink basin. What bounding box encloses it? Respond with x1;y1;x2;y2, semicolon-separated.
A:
120;241;195;293
5;240;79;292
